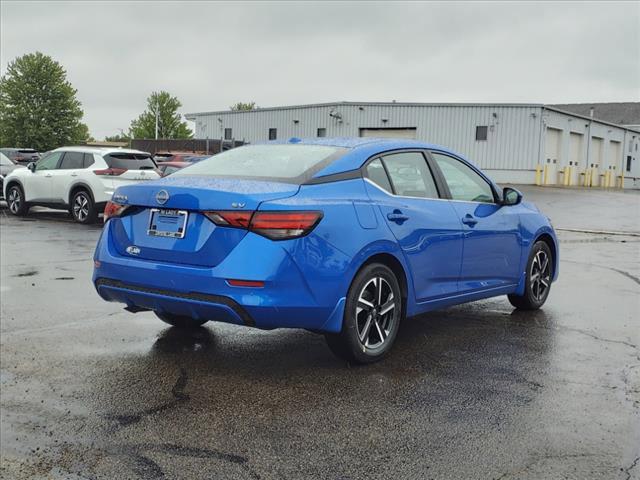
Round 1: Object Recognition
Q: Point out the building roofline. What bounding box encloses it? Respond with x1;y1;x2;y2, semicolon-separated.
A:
185;101;544;118
543;106;640;134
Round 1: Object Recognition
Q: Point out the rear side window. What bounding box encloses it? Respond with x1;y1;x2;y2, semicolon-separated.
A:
174;144;346;182
365;159;393;193
382;152;439;199
103;153;156;170
83;153;95;168
59;152;84;169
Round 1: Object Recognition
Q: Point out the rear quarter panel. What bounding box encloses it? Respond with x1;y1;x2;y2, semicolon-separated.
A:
260;178;414;314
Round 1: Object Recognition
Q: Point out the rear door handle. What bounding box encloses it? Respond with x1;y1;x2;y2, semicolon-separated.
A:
387;210;409;224
461;214;478;226
44;174;52;178
70;173;78;177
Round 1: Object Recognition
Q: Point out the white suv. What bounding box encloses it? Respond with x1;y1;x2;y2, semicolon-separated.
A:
3;146;160;224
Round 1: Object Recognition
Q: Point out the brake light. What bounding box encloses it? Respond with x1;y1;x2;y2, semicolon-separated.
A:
204;210;322;240
103;201;128;222
227;279;265;288
94;168;127;176
204;211;253;228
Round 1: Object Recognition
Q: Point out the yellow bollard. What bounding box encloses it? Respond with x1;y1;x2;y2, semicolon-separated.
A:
535;165;542;186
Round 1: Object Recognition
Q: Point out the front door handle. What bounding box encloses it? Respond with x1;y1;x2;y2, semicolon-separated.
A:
387;210;409;224
44;174;52;178
461;214;478;226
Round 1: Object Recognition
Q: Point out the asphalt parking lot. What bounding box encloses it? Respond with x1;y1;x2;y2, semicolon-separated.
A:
1;186;639;480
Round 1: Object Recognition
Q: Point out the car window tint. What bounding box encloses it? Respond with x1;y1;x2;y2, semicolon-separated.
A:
59;152;84;169
83;153;95;168
382;152;439;199
365;159;393;193
104;153;156;170
175;145;346;181
36;152;63;171
431;152;494;203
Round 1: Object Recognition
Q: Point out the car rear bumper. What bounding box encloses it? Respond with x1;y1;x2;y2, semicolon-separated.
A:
92;224;346;332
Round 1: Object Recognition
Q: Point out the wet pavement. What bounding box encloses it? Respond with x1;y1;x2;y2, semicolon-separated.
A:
0;187;639;480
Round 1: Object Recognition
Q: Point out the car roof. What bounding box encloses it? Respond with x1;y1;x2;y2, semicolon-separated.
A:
51;146;150;155
260;137;462;178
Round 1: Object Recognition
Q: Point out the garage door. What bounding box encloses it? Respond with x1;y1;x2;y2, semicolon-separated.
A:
591;137;604;186
608;141;622;187
568;132;583;186
359;128;417;139
544;128;562;185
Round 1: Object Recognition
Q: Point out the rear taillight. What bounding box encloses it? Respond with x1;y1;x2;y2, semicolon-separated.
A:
94;168;127;176
204;210;322;240
103;201;128;222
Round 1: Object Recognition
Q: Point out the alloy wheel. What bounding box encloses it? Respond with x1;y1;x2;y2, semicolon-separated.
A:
355;277;396;348
8;188;21;214
73;194;89;222
530;250;551;302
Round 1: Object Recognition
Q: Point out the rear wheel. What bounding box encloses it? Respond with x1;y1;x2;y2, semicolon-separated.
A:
508;240;553;310
325;263;402;364
154;311;208;328
71;190;97;224
7;184;29;216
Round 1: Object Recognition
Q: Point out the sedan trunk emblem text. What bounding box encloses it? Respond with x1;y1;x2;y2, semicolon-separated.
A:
156;190;169;204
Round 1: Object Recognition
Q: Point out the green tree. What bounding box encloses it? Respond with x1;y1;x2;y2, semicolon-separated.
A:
130;91;192;139
230;101;257;111
0;52;90;150
105;131;131;143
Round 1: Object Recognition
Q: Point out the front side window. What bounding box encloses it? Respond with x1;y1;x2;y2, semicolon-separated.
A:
174;144;345;182
36;152;63;171
382;152;439;199
365;159;393;193
431;152;495;203
59;152;84;169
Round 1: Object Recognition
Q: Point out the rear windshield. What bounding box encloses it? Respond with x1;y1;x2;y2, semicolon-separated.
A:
173;144;346;182
18;149;37;154
104;153;156;170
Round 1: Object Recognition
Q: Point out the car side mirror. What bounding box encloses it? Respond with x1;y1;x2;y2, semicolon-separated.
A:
502;187;522;206
27;162;36;172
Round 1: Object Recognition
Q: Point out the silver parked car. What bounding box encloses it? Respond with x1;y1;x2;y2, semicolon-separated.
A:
0;152;25;199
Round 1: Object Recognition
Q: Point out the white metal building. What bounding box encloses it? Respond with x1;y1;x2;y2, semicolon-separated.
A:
186;102;640;188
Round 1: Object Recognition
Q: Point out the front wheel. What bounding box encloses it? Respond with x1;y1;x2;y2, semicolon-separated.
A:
508;240;553;310
325;263;403;364
7;185;29;216
154;311;208;329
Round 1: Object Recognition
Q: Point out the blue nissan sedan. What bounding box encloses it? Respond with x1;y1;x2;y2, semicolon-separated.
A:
93;138;558;363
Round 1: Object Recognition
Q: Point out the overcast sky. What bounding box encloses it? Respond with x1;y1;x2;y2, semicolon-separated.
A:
2;1;639;139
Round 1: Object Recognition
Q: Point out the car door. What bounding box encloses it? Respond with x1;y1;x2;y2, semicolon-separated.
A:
24;152;64;202
50;151;85;203
363;151;464;302
429;151;522;293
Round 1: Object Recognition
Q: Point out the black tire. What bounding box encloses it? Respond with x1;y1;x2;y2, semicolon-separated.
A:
154;311;208;328
70;190;97;224
325;263;403;364
6;184;29;216
508;240;553;310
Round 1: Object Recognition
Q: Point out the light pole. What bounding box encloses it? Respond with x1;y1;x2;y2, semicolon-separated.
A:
155;100;159;140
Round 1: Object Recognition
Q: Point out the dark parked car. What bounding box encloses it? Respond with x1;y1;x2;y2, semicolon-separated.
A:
0;148;40;165
157;161;190;177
